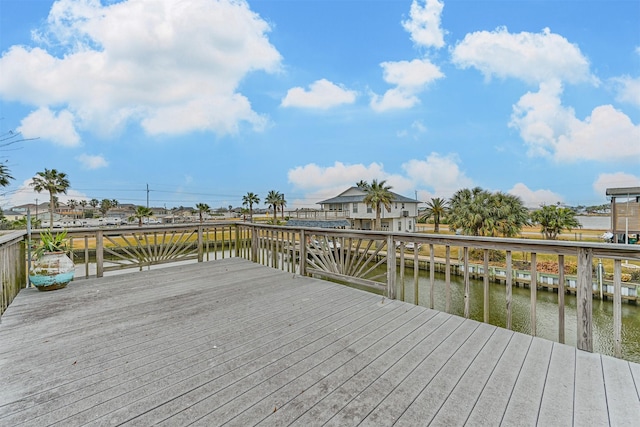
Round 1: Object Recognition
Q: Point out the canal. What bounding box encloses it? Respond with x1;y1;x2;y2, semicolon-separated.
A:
399;270;640;363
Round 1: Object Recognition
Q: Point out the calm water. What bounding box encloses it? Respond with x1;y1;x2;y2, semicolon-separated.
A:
398;270;640;363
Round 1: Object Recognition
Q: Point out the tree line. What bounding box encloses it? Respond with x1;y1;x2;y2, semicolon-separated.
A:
421;187;582;240
0;165;584;239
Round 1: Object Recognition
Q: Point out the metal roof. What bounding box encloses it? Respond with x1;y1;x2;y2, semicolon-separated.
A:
318;187;419;205
606;187;640;197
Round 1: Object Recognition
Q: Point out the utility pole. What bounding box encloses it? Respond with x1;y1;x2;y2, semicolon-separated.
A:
146;184;149;208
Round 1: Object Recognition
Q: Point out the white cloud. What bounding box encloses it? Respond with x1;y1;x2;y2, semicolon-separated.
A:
508;183;564;208
18;107;80;147
402;0;446;49
370;59;444;112
611;76;640;107
510;81;640;162
6;178;88;208
402;152;474;198
76;153;108;170
593;172;640;196
0;0;281;138
281;79;357;109
288;161;387;191
452;27;596;85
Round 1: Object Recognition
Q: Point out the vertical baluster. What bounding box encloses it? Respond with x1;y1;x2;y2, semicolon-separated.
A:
197;226;203;263
445;245;451;313
483;249;489;323
84;235;89;279
429;244;435;309
464;246;470;318
399;242;405;302
387;235;396;299
614;259;622;358
506;250;512;330
558;254;565;344
413;246;419;305
530;252;537;336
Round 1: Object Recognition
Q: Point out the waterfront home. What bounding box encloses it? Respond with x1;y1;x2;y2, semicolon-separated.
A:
318;186;420;231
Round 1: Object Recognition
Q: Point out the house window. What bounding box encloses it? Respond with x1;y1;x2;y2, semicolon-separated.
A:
353;203;358;213
408;220;412;231
402;203;405;209
398;221;402;231
367;206;372;213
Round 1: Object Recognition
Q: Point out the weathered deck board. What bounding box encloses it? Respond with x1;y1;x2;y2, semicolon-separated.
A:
1;258;639;426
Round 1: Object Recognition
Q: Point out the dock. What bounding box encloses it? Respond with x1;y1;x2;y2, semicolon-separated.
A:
1;258;639;426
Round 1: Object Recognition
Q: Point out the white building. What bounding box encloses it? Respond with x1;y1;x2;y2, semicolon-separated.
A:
317;186;420;232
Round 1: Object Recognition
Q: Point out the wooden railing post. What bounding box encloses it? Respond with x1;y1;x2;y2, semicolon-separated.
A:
234;225;240;258
577;247;593;352
96;230;104;278
299;229;307;276
251;226;258;263
387;235;396;299
197;226;204;263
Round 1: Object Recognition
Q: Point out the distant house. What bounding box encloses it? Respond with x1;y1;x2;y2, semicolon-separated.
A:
315;186;420;231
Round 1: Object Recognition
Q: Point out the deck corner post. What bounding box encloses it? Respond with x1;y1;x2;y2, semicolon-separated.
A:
299;229;307;276
96;230;104;278
387;235;396;299
576;247;593;352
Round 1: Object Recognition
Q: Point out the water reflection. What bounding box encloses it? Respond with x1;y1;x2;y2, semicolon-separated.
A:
399;270;640;362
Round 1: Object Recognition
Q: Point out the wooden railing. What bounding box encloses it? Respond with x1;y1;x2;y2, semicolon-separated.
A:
5;222;640;359
237;224;640;359
0;231;27;316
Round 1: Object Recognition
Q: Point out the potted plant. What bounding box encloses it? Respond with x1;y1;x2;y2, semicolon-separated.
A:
29;230;75;291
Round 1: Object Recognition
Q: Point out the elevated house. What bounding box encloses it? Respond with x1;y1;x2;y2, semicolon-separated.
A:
288;186;420;231
606;186;640;244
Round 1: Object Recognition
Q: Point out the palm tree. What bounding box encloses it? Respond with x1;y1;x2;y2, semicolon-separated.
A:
420;197;448;233
488;192;530;237
89;198;99;211
111;199;119;209
448;187;491;236
30;168;70;230
0;163;13;187
195;203;210;223
363;179;393;231
530;203;581;239
79;199;87;218
242;192;260;222
99;199;113;217
67;199;78;219
356;180;370;190
129;206;153;227
278;193;287;220
265;190;281;223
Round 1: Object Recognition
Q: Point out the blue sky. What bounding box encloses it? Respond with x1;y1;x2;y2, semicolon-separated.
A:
1;0;638;211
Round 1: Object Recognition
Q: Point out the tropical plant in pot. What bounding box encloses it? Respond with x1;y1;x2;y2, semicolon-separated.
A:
29;230;75;291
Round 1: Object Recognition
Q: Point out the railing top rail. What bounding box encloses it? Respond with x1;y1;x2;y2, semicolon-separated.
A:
28;222;235;237
237;223;640;260
0;230;27;246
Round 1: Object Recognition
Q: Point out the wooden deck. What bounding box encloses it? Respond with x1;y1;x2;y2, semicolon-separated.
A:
1;258;639;426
